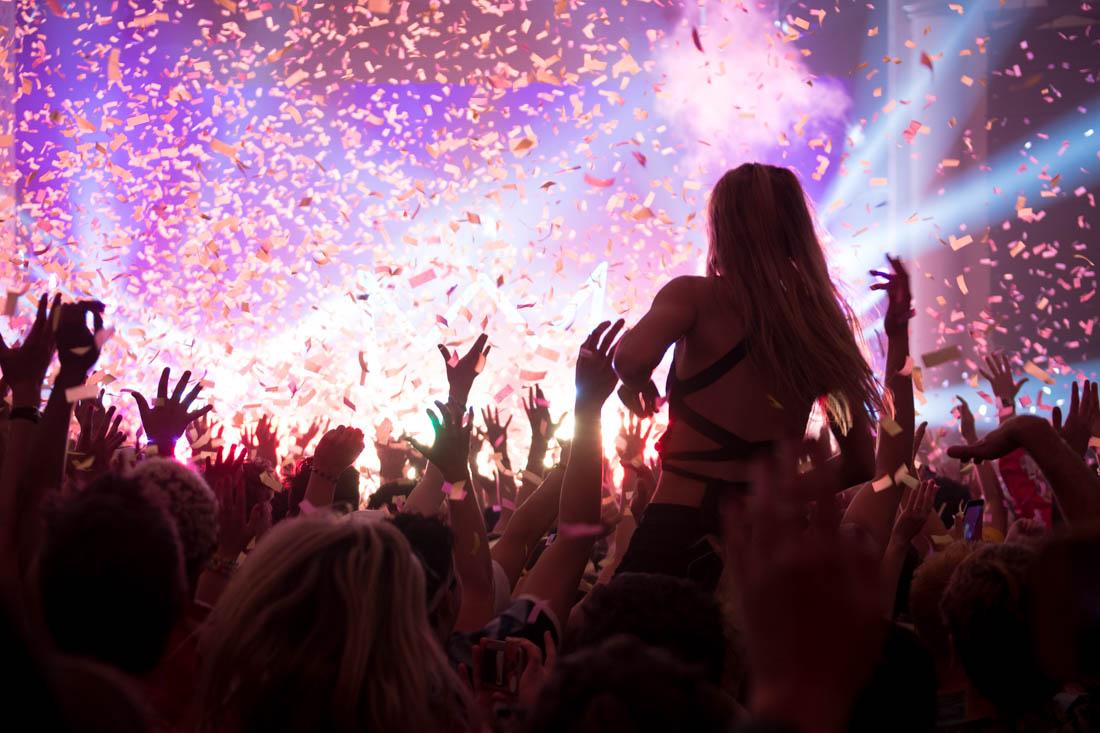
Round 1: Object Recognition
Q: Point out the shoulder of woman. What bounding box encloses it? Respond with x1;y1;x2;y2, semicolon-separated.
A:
657;275;709;300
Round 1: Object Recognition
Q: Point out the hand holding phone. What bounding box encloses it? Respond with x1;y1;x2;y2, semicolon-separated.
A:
962;499;985;542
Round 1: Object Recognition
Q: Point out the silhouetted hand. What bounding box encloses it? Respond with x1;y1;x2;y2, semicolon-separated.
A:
575;319;624;415
375;437;410;482
954;395;977;444
296;417;329;452
313;425;366;478
203;443;248;482
481;406;512;453
979;352;1027;410
409;402;473;484
947;415;1051;464
56;300;106;376
210;468;254;558
891;479;935;547
250;414;280;466
617;380;660;419
616;413;651;466
439;333;490;407
523;385;565;443
0;293;60;406
74;392;126;476
132;368;214;451
1051;380;1098;457
870;255;914;337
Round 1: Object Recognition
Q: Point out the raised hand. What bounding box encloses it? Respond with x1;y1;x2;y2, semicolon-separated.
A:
187;411;217;452
210;468;253;559
0;293;60;407
252;413;280;467
55;300;106;376
575;319;625;416
616;379;660;419
869;255;914;336
312;425;366;479
408;402;473;483
616;412;652;466
375;436;410;482
523;385;565;442
1051;380;1098;457
978;352;1028;411
890;479;935;548
203;443;248;482
954;395;978;444
438;333;490;407
481;406;512;453
74;394;126;475
296;417;329;452
947;415;1049;464
131;367;214;452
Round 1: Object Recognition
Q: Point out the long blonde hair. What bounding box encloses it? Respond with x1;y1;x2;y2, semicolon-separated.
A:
198;514;479;733
706;163;880;425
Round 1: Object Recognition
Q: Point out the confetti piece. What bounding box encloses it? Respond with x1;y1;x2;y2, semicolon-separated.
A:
583;174;615;188
1023;361;1055;385
948;234;973;251
921;345;962;368
872;475;893;492
408;269;437;288
691;27;704;52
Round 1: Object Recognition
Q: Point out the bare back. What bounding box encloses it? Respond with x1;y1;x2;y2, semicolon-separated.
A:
657;276;815;484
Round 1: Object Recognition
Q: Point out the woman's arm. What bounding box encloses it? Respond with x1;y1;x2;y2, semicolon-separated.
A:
613;277;698;415
521;320;623;624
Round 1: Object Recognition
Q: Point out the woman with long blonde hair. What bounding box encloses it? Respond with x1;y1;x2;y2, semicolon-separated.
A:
613;163;878;584
197;514;480;733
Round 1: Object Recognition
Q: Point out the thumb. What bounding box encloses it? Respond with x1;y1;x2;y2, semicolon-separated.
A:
1014;378;1029;391
131;391;150;421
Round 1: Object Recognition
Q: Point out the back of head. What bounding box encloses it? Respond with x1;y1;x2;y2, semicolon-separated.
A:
39;473;186;677
940;542;1055;715
389;513;457;624
198;514;476;733
564;572;725;684
368;478;415;512
707;163;878;424
909;541;975;662
526;635;735;733
130;457;218;590
848;623;937;733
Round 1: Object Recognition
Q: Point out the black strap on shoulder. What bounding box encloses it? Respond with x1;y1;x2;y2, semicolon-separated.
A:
673;340;749;395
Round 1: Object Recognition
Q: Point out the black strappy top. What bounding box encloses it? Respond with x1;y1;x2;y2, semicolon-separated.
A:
656;339;773;487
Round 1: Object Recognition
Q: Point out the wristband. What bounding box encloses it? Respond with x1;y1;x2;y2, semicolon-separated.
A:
9;406;40;423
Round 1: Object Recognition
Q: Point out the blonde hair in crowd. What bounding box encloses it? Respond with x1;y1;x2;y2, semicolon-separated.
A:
706;163;881;426
198;514;479;733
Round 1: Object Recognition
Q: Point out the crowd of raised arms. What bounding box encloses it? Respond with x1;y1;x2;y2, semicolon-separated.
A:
1;163;1099;733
